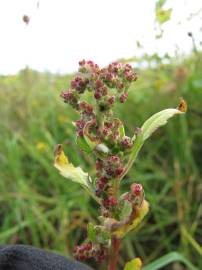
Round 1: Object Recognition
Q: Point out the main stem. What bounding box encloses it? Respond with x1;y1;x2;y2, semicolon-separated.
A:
108;237;121;270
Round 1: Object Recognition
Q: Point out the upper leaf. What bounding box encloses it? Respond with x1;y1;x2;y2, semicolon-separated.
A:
141;99;187;141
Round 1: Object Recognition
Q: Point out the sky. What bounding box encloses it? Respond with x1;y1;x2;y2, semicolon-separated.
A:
0;0;201;74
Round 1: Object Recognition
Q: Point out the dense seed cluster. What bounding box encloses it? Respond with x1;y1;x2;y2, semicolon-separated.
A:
61;60;137;137
73;243;107;262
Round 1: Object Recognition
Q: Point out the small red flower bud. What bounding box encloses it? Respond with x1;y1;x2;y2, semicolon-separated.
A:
99;176;108;183
96;159;102;170
96;80;103;88
94;91;102;99
73;246;78;254
79;254;86;260
130;183;143;196
86;105;93;114
102;127;109;136
87;60;94;66
105;122;113;128
95;189;102;197
120;92;128;103
77;130;84;137
108;96;115;105
86;243;92;251
75;120;85;129
110;155;120;164
79;101;87;110
106;167;114;176
98;182;105;190
79;245;85;253
115;167;124;176
79;59;86;66
108;196;118;206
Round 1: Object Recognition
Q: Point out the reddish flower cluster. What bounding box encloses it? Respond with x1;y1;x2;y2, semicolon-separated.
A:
61;60;137;137
95;155;124;203
73;243;107;262
120;136;133;150
61;60;139;263
124;183;144;207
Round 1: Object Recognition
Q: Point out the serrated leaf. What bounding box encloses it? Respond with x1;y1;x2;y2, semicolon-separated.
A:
120;200;132;220
124;258;142;270
76;136;92;153
87;223;97;242
54;144;90;187
141;99;187;141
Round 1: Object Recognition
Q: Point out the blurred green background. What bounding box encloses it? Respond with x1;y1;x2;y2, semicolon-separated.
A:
0;50;202;269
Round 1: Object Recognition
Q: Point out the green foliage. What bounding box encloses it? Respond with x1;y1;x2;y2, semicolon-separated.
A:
0;52;201;269
87;223;97;242
76;136;92;153
142;252;198;270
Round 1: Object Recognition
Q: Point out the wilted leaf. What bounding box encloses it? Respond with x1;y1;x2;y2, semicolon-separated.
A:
141;99;187;141
54;144;90;188
107;200;149;238
124;258;142;270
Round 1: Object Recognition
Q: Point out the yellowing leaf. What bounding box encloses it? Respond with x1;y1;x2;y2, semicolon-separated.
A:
104;200;149;238
124;258;142;270
141;99;187;141
54;144;90;187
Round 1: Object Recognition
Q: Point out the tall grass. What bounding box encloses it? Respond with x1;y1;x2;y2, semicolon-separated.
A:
0;55;201;269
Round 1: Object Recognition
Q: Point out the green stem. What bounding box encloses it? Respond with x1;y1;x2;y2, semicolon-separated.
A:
120;133;143;181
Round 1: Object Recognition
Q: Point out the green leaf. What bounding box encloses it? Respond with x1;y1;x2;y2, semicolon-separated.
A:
76;136;92;153
95;226;111;245
124;258;142;270
141;100;187;141
87;223;97;242
120;200;132;220
142;252;197;270
156;8;172;25
119;124;125;138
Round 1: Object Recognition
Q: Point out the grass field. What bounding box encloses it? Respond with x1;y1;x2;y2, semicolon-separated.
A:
0;53;201;269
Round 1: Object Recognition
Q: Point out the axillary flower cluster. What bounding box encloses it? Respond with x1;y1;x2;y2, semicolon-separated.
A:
54;60;187;270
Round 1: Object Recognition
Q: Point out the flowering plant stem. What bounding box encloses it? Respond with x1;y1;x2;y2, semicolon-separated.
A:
108;237;121;270
54;59;186;270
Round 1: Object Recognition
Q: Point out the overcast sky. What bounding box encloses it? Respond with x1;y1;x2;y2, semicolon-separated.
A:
0;0;201;74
